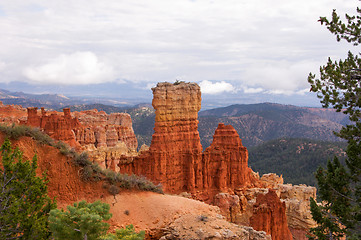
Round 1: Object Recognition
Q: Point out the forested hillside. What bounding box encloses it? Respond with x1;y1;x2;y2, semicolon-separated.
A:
248;138;347;186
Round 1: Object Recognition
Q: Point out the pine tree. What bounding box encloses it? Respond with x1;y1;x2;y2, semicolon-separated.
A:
308;3;361;239
0;138;57;239
100;225;145;240
49;200;113;240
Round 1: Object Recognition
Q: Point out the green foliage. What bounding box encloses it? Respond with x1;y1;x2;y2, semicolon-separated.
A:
49;201;145;240
309;158;352;239
0;138;57;239
248;138;347;186
308;3;361;239
100;225;145;240
318;7;361;45
49;200;112;240
173;80;185;85
0;123;54;145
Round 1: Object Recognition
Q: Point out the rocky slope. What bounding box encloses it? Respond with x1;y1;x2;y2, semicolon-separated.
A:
0;133;271;240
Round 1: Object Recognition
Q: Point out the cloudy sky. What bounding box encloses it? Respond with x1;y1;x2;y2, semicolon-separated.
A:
0;0;358;107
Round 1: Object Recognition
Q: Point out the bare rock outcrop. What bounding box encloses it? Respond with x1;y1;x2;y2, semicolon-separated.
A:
0;101;27;124
160;213;271;240
118;83;261;196
202;123;260;195
73;109;137;150
278;184;317;240
250;189;293;240
25;107;81;147
148;82;203;192
118;82;204;193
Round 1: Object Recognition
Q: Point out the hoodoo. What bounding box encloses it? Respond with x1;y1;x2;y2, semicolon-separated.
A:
148;82;204;192
118;82;259;195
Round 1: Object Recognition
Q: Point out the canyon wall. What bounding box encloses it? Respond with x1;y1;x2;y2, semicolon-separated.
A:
26;107;81;146
22;107;138;169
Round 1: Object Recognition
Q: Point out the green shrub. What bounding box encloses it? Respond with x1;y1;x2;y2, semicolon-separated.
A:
100;225;145;240
80;165;93;182
108;184;120;195
49;200;112;240
73;152;92;167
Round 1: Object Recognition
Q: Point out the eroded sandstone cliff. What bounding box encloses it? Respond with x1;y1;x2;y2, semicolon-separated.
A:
19;107;138;169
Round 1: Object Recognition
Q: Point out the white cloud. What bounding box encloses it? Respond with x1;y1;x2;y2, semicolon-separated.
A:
0;61;6;72
199;80;235;95
242;60;321;94
23;52;115;85
243;87;264;94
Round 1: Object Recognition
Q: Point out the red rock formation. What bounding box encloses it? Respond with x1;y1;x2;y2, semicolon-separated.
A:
213;193;242;223
144;82;203;192
118;82;296;240
22;106;138;154
0;101;27;124
73;110;137;150
203;123;259;193
24;107;80;147
250;189;293;240
118;82;259;195
43;109;81;143
26;107;41;127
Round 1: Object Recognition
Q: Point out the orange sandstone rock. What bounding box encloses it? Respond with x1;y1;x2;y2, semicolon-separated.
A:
250;189;293;240
202;123;259;193
73;110;137;150
24;107;80;147
0;101;27;124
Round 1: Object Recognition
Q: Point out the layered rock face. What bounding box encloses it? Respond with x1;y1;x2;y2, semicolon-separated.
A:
250;189;293;240
119;82;259;194
278;184;317;240
144;82;203;192
73;109;137;150
0;101;27;124
25;107;81;146
22;107;138;169
202;123;259;193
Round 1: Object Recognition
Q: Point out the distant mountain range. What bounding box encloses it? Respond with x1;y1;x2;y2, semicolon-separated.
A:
0;88;137;109
198;103;348;148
